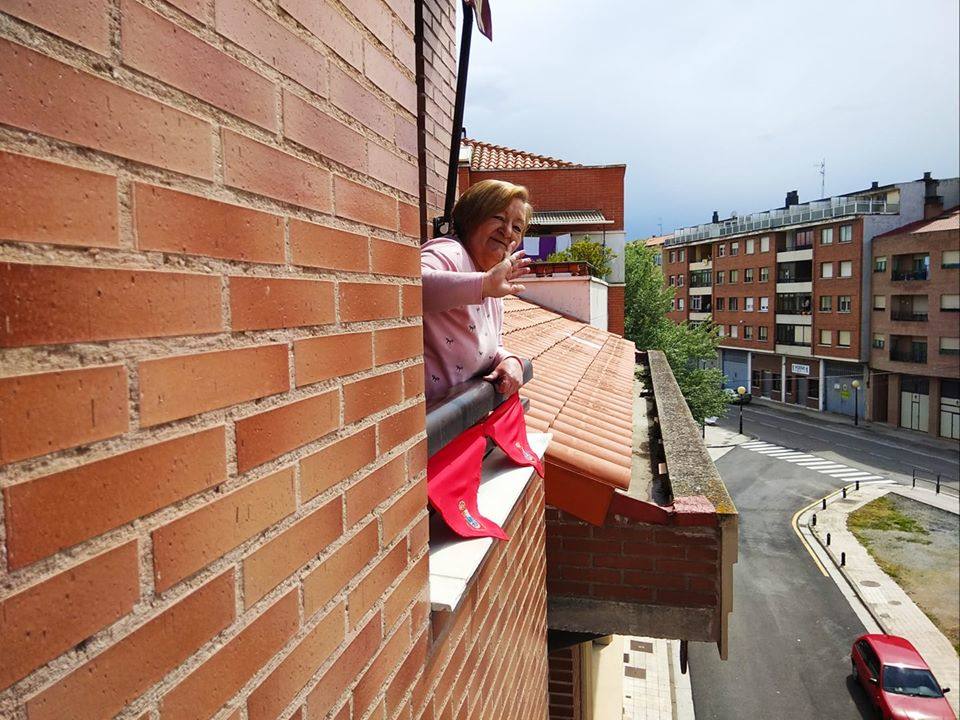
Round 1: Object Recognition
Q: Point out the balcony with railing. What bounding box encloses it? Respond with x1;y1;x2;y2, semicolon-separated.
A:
888;336;928;364
776;260;813;286
891;254;930;282
889;295;929;323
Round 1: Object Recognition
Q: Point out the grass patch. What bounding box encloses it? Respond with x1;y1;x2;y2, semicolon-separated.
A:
848;496;928;535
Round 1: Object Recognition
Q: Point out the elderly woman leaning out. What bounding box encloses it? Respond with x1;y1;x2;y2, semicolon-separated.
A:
420;180;533;402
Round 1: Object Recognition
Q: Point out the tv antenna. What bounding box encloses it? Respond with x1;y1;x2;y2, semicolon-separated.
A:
815;159;826;198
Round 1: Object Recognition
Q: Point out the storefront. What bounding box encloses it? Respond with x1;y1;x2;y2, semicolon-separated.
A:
823;360;867;419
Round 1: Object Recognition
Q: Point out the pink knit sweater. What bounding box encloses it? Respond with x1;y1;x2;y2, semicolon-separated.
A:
421;237;515;402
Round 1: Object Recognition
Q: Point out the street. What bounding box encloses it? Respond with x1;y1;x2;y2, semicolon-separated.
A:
689;405;959;719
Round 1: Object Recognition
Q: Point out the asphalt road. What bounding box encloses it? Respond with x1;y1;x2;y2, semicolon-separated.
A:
718;401;960;489
688;447;877;720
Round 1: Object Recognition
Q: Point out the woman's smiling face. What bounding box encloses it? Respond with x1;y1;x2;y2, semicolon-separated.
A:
464;198;526;271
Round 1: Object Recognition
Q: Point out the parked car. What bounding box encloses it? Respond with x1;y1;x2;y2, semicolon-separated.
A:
851;634;955;719
723;387;752;405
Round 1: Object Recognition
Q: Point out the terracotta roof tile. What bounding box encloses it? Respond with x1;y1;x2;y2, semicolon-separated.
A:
462;138;580;171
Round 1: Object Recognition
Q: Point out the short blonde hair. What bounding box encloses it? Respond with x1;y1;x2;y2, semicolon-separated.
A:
452;179;533;242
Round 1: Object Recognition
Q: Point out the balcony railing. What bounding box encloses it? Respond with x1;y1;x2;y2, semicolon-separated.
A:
890;349;927;364
891;270;929;281
890;311;928;322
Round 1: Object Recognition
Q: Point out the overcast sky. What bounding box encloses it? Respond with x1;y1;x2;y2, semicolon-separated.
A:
461;0;960;239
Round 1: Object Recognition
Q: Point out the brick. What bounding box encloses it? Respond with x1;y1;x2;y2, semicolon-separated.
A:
230;276;335;331
166;0;209;21
0;543;139;691
295;331;373;387
306;612;382;718
0;39;212;178
139;344;289;426
621;542;684;559
368;142;417;195
222;130;332;212
354;619;411;717
160;590;300;720
407;438;427;477
591;554;654;571
25;571;235;720
363;41;416;113
242;497;343;606
302;521;378;617
374;325;423;365
371;239;419;278
393;19;415;72
334;176;398;230
0;365;127;465
344;370;403;424
0;0;111;54
214;0;326;95
0;151;118;248
134;184;284;264
329;65;393;138
235;390;340;472
344;455;405;528
289;219;369;272
655;559;716;576
384;556;427;631
300;425;377;502
339;282;400;322
378;402;424;452
279;0;362;69
621;571;685;590
403;363;425;399
401;284;422;318
399;201;419;238
246;602;345;720
340;0;391;47
0;262;222;347
152;467;296;592
4;427;225;569
381;480;425;545
282;90;367;172
121;0;276;130
386;632;428;714
406;514;428;559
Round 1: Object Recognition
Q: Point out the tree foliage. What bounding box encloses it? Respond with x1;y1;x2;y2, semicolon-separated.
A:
546;237;615;279
624;241;728;423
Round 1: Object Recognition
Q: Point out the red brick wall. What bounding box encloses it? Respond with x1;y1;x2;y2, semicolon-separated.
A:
713;234;777;350
607;285;625;336
420;0;456;234
548;645;582;720
811;219;863;360
663;246;689;323
0;2;433;719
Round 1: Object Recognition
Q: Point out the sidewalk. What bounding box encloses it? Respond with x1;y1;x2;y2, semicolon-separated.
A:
621;636;695;720
807;483;959;716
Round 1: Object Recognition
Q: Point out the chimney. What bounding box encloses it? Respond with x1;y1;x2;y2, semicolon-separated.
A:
871;181;879;189
711;210;719;223
785;190;799;207
922;172;943;219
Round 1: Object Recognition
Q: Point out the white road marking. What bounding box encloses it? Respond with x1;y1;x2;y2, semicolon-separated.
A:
741;438;890;484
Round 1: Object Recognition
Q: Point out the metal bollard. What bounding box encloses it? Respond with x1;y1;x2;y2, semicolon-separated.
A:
842;487;847;498
822;498;827;510
855;480;860;491
811;513;817;527
936;475;941;494
841;552;846;566
826;532;831;546
912;468;917;488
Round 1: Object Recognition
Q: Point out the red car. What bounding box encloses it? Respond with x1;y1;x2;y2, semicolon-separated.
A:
851;634;955;719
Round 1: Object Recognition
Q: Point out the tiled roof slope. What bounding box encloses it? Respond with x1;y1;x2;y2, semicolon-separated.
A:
874;205;959;238
503;297;635;505
462;138;580;171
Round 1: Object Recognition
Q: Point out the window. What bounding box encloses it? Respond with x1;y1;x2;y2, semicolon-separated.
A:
677;274;685;286
677;298;685;311
716;270;725;285
819;295;833;312
795;229;814;249
838;330;851;347
730;269;739;283
744;268;754;283
941;294;960;311
873;295;887;310
838;295;852;313
669;250;676;263
670;299;675;310
776;324;812;346
729;297;739;311
679;249;685;262
872;334;885;349
821;227;834;245
759;326;768;341
716;296;725;311
820;262;834;279
759;296;769;312
819;329;833;345
746;238;755;254
874;256;887;272
760;236;770;252
731;242;740;256
730;324;739;338
744;326;753;339
760;267;770;282
669;275;675;286
839;224;853;243
944;250;960;269
718;325;725;337
941;337;960;355
839;261;852;278
745;297;755;312
718;244;726;257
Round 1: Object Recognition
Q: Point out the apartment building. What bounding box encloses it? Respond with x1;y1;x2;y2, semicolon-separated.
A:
869;207;960;439
664;174;959;419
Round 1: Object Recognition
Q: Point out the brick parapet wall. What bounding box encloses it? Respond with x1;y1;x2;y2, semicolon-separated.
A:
607;285;625;336
547;645;581;720
0;1;439;719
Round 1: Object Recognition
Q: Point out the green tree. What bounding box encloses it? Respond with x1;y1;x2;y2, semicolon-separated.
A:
546;237;615;279
624;240;728;423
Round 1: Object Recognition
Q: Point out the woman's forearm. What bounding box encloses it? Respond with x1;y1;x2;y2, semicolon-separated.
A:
421;267;485;313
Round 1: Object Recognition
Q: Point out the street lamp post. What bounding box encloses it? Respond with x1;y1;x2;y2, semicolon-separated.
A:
852;379;861;426
737;385;746;435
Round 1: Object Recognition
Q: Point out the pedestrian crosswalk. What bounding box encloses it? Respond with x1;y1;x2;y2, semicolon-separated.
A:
740;441;887;481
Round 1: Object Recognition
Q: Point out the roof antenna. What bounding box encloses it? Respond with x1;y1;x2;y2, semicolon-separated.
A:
814;159;826;198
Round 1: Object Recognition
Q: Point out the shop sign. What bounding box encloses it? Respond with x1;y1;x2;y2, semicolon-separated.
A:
791;363;810;375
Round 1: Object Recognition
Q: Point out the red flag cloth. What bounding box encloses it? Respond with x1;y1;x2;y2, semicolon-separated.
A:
483;393;545;478
465;0;493;41
427;423;509;540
